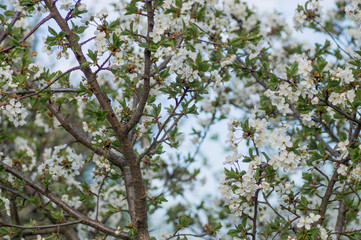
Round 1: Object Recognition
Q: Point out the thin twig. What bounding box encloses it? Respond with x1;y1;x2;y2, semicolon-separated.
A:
80;36;96;46
320;98;361;125
314;166;330;182
16;66;81;101
0;184;29;200
0;220;82;229
3;88;81;95
95;175;107;221
166;232;207;240
138;88;189;161
315;21;356;60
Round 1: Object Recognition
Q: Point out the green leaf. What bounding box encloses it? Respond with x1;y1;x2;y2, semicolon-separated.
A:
209;221;222;231
48;26;57;36
87;49;97;62
178;215;193;227
42;173;52;187
241;119;249;131
309;138;317;150
105;204;118;216
187;23;198;37
112;33;123;48
224;168;239;179
261;152;270;161
51;209;64;220
0;130;8;141
80;181;90;191
175;0;182;8
296;196;308;211
339;132;347;141
227;229;240;236
153;194;168;204
194;52;209;71
20;0;35;7
187;104;198;114
125;0;137;15
315;56;327;72
4;10;14;17
269;73;278;90
81;61;91;68
349;60;361;67
139;42;149;49
108;19;120;32
286;62;298;78
230;37;244;47
9;37;19;46
317;141;326;155
248;148;253;158
302;172;312;182
76;26;87;34
94;110;108;121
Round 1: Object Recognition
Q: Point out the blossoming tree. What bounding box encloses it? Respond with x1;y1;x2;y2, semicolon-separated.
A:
0;0;361;239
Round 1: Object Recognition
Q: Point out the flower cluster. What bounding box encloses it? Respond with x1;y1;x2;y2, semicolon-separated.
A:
297;213;321;230
0;65;14;90
28;63;44;79
95;31;108;56
83;124;116;147
89;154;115;193
39;145;84;182
2;99;29;127
0;191;10;216
346;0;361;27
61;194;82;209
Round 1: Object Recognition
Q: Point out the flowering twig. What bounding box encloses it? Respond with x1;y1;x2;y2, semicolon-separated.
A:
94;54;112;74
95;175;107;221
319;98;361;125
16;66;81;101
251;189;260;240
123;0;154;134
138;87;189;161
44;0;123;139
0;11;21;44
80;36;96;46
0;14;52;54
314;21;356;61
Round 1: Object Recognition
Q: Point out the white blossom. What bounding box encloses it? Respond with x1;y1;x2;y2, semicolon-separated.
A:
293;10;306;31
3;99;29;127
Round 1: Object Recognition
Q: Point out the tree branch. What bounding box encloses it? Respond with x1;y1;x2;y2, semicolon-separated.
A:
334;200;347;240
138;88;188;161
123;0;155;134
3;88;81;95
0;220;82;229
320;98;361;125
44;97;126;168
43;0;123;140
0;163;130;240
